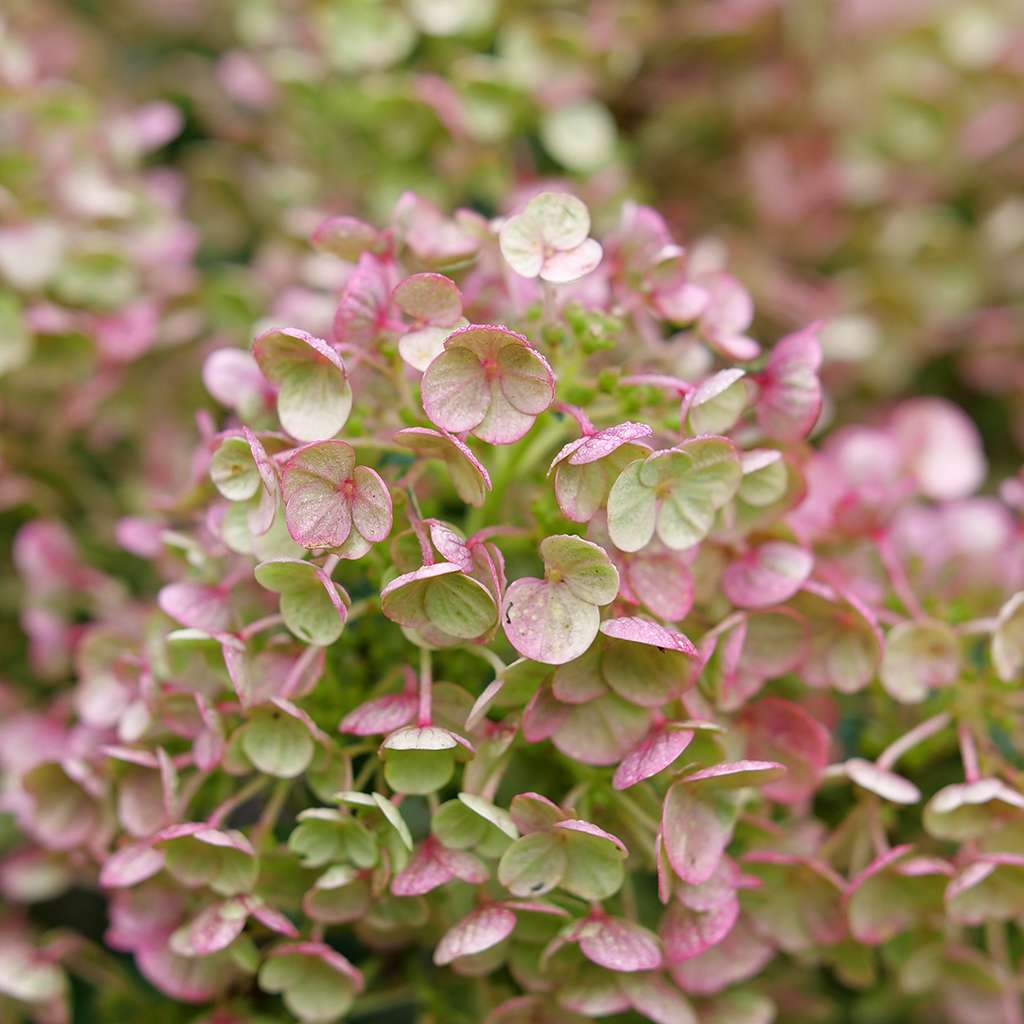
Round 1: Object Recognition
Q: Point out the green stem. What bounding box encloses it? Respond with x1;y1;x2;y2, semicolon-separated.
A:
252;779;291;846
466;414;574;534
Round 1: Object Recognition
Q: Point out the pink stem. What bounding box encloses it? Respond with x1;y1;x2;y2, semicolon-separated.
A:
470;525;530;544
281;645;320;700
877;712;951;771
240;614;284;641
208;776;269;827
959;722;981;783
620;372;694;395
554;401;595;435
406;490;434;565
874;530;925;621
417;648;432;727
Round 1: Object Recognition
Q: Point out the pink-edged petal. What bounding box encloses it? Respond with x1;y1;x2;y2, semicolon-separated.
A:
540;238;603;283
563;423;654;468
553;819;628;856
889;397;985;501
621;973;698;1024
509;792;566;834
497;343;555;416
681;760;786;790
253;327;351;442
721;542;813;609
339;692;417;736
100;842;165;889
662;892;739;964
170;898;249;957
552;693;650;767
310;215;381;261
845;758;921;805
391;837;454;897
503;578;599;666
433;905;517;966
578;916;663;972
350;466;392;542
739;697;830;804
624;549;695;622
756;324;822;442
662;783;733;886
393;273;462;328
668;919;772;996
600;616;698;656
281;440;356;548
135;943;236;1003
333;253;391;347
613;725;695;790
158;582;229;632
248;900;299;937
421;346;489;433
521;686;570;743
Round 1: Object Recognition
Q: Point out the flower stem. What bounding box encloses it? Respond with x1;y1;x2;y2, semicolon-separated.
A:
959;722;981;782
877;712;951;770
418;647;432;727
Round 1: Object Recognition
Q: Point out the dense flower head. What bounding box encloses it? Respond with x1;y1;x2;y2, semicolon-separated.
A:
3;180;1024;1024
3;2;1024;1013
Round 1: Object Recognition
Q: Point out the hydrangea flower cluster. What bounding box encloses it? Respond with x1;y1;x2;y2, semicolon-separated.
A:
4;189;1024;1024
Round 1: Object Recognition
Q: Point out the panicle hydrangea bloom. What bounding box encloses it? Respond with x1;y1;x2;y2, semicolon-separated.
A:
4;185;1024;1024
